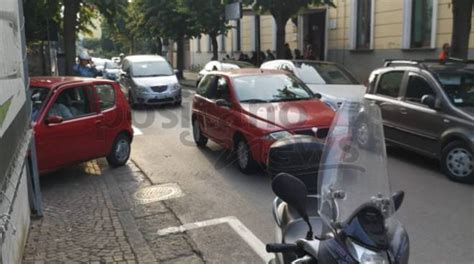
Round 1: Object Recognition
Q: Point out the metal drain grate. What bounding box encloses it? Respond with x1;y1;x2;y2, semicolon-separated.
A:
133;183;184;204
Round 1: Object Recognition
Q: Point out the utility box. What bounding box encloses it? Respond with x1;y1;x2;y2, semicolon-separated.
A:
0;0;34;263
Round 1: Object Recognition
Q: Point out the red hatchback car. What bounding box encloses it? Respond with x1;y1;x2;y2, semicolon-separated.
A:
30;77;133;174
192;69;335;173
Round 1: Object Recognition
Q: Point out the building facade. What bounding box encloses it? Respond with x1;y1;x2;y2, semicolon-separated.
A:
188;0;473;82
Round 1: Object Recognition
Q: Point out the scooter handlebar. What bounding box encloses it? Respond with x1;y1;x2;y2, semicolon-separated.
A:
266;243;298;253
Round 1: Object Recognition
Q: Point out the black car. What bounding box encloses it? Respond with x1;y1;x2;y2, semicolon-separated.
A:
365;59;474;183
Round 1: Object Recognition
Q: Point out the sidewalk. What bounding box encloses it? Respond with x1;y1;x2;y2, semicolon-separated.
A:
180;71;199;89
22;160;204;264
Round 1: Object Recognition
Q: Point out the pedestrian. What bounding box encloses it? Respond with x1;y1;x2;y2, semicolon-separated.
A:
304;44;316;60
259;51;266;65
265;49;275;61
238;53;245;61
250;51;258;66
294;49;303;60
119;53;125;65
439;43;450;62
73;52;100;77
284;43;293;60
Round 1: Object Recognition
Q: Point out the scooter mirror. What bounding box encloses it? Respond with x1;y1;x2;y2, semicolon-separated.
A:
272;173;309;220
393;191;405;212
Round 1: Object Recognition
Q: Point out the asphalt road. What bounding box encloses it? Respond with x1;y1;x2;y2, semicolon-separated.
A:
130;88;474;264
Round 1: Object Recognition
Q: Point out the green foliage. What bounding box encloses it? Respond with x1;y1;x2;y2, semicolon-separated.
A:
249;0;335;21
24;0;61;43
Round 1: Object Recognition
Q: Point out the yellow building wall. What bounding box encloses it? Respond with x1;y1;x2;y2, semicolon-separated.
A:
327;0;474;51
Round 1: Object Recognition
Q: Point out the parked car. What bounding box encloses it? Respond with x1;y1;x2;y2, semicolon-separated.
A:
260;60;366;110
91;57;108;75
365;59;474;183
197;60;255;86
119;55;181;107
30;77;133;174
191;69;335;173
103;60;120;80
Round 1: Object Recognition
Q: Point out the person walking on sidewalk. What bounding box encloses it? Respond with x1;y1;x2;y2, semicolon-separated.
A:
439;43;450;62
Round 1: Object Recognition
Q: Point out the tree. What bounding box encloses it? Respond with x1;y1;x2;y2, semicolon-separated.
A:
189;0;232;60
249;0;334;59
138;0;200;78
62;0;127;75
450;0;474;59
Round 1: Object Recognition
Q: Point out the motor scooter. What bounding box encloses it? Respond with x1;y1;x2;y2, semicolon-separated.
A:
266;100;409;264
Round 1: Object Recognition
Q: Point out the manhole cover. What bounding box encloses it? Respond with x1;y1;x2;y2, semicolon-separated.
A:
134;183;183;204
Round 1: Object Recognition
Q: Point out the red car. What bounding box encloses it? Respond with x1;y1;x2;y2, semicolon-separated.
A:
30;77;133;174
191;69;335;173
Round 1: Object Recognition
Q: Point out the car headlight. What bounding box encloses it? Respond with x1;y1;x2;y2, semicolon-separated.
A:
171;83;181;91
136;85;149;94
263;131;292;140
346;239;389;264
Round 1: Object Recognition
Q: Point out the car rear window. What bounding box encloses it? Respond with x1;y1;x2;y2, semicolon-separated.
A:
95;84;116;110
436;72;474;107
30;87;50;121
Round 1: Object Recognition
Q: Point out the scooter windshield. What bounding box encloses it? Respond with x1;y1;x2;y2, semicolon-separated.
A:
318;100;394;228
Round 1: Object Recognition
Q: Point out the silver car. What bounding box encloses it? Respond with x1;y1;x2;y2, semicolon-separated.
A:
261;60;366;110
119;55;181;107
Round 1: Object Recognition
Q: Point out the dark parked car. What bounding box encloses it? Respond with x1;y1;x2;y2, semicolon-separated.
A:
365;60;474;183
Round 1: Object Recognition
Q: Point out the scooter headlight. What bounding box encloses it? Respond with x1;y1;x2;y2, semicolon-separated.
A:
136;85;150;94
346;238;389;264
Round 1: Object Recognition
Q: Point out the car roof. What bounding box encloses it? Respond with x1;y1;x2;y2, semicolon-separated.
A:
30;76;114;89
124;55;167;63
380;59;474;74
212;68;287;77
263;59;336;66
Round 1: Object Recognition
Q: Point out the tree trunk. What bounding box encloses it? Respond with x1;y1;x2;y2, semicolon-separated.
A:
176;34;185;79
275;15;288;59
63;0;81;75
451;0;473;60
210;33;218;60
156;37;163;55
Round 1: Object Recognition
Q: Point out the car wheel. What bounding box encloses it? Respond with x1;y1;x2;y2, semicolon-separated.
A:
193;119;208;147
441;141;474;183
106;134;131;167
235;137;258;174
128;92;137;109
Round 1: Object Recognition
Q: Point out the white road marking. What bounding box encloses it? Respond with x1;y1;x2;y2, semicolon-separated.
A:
157;216;273;263
132;126;143;136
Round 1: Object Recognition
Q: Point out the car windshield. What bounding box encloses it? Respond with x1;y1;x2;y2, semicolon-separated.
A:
131;61;173;77
293;62;359;85
436;71;474;107
232;74;315;103
318;100;394;228
30;87;50;121
105;62;120;69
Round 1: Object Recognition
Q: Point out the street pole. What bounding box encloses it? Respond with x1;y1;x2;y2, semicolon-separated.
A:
255;14;261;65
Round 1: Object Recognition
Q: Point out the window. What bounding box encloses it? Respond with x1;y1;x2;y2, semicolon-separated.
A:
95;84;116;110
48;86;91;120
376;71;404;98
131;61;173;77
351;0;373;50
403;0;437;49
293;62;359;85
197;75;217;98
356;0;372;49
216;77;230;101
411;0;433;48
405;75;434;103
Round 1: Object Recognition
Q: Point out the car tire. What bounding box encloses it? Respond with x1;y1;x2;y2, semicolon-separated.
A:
235;137;258;174
128;92;137;109
193;119;208;147
106;134;131;167
441;141;474;183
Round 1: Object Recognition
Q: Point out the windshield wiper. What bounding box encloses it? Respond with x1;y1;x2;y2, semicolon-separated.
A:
240;99;270;103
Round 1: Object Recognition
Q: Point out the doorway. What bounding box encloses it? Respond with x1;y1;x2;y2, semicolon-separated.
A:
303;10;326;60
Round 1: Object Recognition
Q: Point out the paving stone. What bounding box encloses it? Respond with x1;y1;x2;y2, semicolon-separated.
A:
161;254;205;264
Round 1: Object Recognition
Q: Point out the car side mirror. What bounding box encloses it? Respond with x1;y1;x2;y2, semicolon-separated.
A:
421;94;437;109
393;190;404;212
215;99;232;108
45;115;63;125
314;93;322;99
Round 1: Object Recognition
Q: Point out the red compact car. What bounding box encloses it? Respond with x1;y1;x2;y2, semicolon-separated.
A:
191;69;335;173
30;77;133;174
